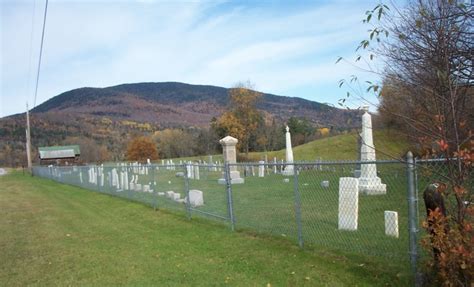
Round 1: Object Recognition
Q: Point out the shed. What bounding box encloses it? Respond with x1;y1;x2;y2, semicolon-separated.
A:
38;145;81;166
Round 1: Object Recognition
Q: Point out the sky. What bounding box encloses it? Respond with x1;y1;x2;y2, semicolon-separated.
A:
1;0;384;118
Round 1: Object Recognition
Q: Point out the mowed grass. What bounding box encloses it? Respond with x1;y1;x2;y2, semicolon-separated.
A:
1;171;411;286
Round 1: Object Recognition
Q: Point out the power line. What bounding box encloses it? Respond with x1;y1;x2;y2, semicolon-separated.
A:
26;0;37;101
33;0;49;109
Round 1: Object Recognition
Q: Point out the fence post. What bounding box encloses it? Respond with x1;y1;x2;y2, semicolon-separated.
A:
152;165;157;211
184;163;191;219
406;151;421;286
225;163;235;231
293;165;304;248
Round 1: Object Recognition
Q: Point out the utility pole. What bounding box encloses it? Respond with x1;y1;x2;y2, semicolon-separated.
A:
26;103;32;172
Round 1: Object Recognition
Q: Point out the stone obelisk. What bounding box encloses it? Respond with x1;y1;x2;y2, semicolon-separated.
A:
282;126;294;176
358;106;386;195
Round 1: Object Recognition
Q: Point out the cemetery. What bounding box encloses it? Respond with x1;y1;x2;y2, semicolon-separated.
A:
35;109;416;268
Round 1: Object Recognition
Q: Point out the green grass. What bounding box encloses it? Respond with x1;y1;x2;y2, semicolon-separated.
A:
167;129;410;163
248;129;410;161
1;171;411;286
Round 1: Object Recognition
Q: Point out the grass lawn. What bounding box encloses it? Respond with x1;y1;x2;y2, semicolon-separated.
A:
1;171;411;286
168;129;410;164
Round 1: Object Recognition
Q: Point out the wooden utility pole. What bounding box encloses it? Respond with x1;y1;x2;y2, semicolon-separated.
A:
26;103;32;172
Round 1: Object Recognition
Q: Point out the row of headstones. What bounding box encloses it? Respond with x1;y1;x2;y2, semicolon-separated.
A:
338;177;398;238
156;189;204;207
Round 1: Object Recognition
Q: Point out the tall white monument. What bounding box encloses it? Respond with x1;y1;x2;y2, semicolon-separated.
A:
358;106;386;195
218;136;244;184
282;126;295;176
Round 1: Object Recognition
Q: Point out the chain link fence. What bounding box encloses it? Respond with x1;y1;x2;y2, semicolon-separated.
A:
33;156;463;285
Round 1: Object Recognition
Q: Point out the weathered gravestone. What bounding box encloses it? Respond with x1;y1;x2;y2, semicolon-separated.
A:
338;177;359;231
258;161;265;177
384;211;399;238
188;189;204;207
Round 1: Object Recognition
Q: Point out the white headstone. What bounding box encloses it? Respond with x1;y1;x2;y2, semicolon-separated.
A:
384;211;399;238
258;161;265;177
273;157;277;174
338;177;359;231
172;193;180;201
321;180;329;188
194;165;200;180
187;164;193;179
358;106;386;195
135;183;142;192
188;189;204;207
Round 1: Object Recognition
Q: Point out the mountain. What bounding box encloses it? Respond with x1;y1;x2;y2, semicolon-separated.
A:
0;82;360;166
30;82;358;128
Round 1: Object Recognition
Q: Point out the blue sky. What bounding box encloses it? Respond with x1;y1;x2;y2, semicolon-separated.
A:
1;0;384;117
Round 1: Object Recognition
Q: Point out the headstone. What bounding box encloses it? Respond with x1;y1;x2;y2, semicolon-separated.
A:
188;189;204;207
283;178;290;183
186;164;193;179
123;171;129;190
321;180;329;188
166;191;174;198
172;193;181;201
175;172;185;177
158;192;165;196
135;183;142;192
338;177;359;231
384;211;399;238
194;165;200;180
217;136;244;184
358;106;387;195
79;171;83;184
282;126;294;176
147;158;151;165
258;161;265;177
273;157;277;174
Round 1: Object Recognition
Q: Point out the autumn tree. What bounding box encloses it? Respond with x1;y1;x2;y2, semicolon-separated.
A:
153;129;196;159
338;1;473;284
126;136;158;162
213;82;263;155
287;117;314;146
63;136;110;163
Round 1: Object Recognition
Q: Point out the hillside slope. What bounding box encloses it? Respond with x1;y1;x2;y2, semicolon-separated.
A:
178;129;410;162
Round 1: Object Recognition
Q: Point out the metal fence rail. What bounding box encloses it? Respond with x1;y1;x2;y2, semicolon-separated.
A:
32;157;459;285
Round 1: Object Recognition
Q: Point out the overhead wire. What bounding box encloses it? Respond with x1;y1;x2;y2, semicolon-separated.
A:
33;0;49;109
26;0;37;106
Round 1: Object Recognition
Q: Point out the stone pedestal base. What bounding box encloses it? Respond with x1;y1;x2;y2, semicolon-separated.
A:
358;177;386;195
218;171;244;184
